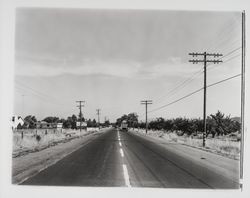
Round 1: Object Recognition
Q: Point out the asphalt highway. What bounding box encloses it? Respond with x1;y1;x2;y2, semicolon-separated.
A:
21;128;239;188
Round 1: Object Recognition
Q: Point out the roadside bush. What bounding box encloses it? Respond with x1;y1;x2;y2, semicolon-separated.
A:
141;111;241;138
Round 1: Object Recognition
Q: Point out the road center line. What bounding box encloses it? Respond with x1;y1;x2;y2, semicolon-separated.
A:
120;148;124;157
122;164;131;187
119;142;122;147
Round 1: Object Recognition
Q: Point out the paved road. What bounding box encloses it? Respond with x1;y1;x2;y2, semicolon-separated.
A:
21;128;239;188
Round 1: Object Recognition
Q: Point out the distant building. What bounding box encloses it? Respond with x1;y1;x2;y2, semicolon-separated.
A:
57;123;63;129
11;116;24;130
37;121;53;129
36;121;63;129
76;121;87;129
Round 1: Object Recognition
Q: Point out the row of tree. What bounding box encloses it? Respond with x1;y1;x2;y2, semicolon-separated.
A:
116;111;240;138
147;111;240;137
20;114;110;129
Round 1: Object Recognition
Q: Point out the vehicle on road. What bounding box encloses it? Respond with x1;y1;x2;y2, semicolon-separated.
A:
120;120;128;131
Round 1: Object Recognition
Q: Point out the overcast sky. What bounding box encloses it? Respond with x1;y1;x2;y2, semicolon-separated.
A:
14;8;242;122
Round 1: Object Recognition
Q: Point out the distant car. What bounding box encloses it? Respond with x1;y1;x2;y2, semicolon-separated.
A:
120;121;128;132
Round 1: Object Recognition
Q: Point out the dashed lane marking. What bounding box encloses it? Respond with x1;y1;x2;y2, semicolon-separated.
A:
122;164;131;187
120;148;124;157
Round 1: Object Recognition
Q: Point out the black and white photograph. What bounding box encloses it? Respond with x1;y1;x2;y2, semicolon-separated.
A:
0;0;249;197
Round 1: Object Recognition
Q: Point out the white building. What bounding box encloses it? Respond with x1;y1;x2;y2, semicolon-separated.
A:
11;116;24;130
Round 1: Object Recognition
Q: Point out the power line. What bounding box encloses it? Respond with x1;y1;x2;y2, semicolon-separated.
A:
153;69;203;104
140;47;241;118
153;46;241;106
206;19;241;53
15;84;65;107
15;80;66;106
149;73;241;114
207;53;241;72
207;46;241;68
15;80;54;99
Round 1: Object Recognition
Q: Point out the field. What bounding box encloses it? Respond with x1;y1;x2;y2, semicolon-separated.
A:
133;129;240;160
12;128;100;157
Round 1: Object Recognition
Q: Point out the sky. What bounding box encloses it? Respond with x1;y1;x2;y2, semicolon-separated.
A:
14;8;242;122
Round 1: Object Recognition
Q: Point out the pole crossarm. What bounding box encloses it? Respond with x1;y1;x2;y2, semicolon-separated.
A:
189;52;223;57
189;60;223;64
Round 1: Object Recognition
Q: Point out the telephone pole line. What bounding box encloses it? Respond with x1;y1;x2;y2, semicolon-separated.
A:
141;100;153;134
189;52;223;147
76;100;85;132
96;109;101;128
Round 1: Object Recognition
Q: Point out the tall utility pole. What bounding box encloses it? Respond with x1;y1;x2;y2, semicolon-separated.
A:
96;109;101;128
189;52;223;147
141;100;152;134
240;10;245;189
76;100;85;132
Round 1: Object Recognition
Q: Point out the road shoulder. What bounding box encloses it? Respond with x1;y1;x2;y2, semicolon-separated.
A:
128;130;240;186
12;130;106;184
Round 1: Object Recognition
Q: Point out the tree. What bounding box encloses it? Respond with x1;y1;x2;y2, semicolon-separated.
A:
78;112;85;122
43;116;59;123
116;114;128;126
92;119;97;127
127;113;138;128
149;117;165;130
63;117;72;128
104;120;110;127
24;115;37;129
63;115;77;129
71;114;77;122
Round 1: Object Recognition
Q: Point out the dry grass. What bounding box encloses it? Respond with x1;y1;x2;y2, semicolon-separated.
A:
12;128;91;156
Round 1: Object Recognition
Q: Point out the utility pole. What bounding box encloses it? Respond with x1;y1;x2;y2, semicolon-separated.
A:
189;52;223;147
240;10;245;189
76;100;85;132
96;109;101;128
141;100;152;134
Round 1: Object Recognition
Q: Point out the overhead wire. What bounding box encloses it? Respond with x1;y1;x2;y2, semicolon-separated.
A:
15;80;66;107
153;46;241;106
148;73;241;114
